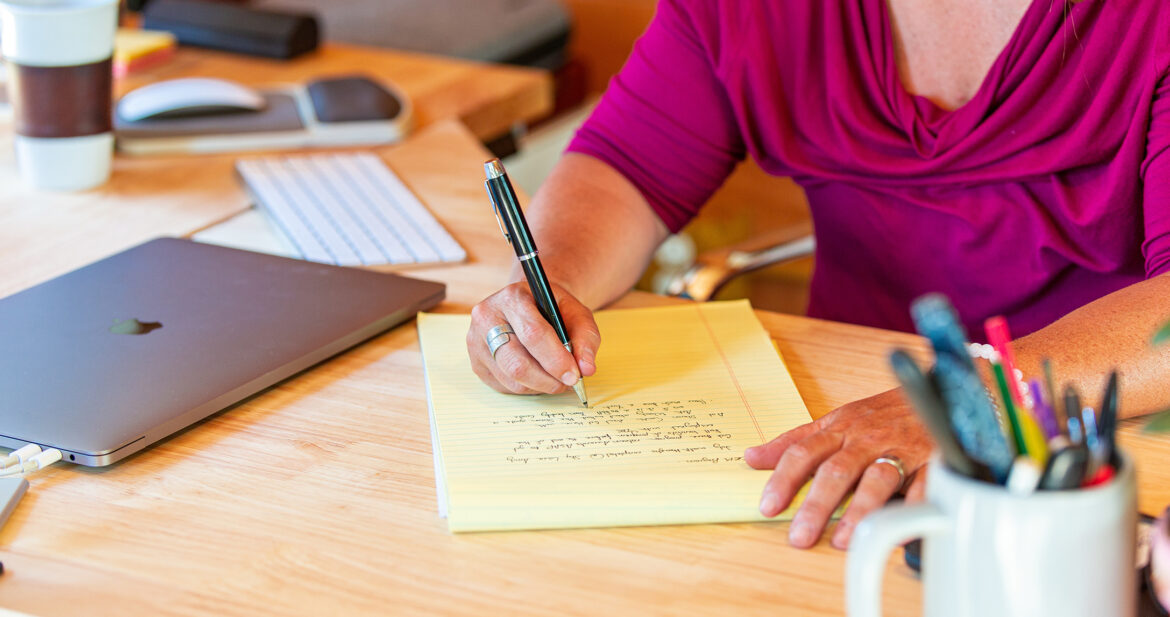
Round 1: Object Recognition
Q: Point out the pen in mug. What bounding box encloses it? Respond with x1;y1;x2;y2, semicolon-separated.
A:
910;295;1014;482
483;158;588;407
991;360;1027;456
1042;358;1064;430
1039;445;1089;490
890;349;993;481
1098;371;1120;467
1068;415;1085;445
985;316;1025;407
1081;406;1103;475
1030;378;1061;439
1064;385;1082;440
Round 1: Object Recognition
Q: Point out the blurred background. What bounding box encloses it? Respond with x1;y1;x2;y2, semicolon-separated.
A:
506;0;814;317
118;0;815;315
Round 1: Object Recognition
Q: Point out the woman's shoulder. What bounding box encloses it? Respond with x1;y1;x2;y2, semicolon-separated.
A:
659;0;826;69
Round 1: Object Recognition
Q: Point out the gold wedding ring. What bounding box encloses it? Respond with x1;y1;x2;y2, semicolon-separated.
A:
872;455;907;492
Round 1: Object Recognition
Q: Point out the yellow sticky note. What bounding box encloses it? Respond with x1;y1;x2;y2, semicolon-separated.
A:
419;300;814;532
114;28;177;63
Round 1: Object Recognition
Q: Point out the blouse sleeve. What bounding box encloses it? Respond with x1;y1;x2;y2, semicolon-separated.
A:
1141;14;1170;277
565;0;746;233
1142;70;1170;276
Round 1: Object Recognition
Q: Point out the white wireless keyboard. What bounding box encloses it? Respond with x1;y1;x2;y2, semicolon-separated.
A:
235;153;467;267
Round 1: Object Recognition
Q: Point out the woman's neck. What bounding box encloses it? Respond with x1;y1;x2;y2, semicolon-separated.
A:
886;0;1034;110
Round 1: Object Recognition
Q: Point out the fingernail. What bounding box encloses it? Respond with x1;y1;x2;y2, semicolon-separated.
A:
579;353;595;374
759;492;779;516
789;521;814;546
561;371;579;386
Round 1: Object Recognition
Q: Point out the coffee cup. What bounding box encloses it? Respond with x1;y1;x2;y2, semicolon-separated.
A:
846;454;1137;617
0;0;118;191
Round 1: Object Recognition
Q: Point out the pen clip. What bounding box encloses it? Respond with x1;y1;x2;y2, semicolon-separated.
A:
485;180;512;246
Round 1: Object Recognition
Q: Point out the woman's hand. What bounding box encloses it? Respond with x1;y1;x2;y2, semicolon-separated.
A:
467;281;600;395
745;388;933;549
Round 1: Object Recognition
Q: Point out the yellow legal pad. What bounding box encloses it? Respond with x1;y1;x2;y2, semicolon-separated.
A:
419;300;813;532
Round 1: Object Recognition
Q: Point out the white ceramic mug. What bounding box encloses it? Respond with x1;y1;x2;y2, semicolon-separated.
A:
0;0;118;191
847;455;1137;617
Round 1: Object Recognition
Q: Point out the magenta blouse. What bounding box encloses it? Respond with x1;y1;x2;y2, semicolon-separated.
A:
567;0;1170;339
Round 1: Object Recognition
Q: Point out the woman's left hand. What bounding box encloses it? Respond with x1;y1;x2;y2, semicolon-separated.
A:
744;387;933;549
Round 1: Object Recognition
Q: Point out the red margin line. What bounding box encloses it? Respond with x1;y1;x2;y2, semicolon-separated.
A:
695;306;765;442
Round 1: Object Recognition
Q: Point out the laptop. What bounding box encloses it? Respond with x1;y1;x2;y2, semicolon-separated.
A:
0;237;445;466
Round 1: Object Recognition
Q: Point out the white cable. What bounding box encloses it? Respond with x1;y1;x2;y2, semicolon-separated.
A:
0;447;62;477
0;443;41;468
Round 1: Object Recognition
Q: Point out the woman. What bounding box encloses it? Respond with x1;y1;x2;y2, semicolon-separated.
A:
466;0;1170;549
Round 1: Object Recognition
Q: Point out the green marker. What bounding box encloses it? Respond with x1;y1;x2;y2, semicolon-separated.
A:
992;361;1027;456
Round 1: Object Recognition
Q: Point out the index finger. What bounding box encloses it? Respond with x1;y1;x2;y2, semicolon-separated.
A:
557;293;600;377
744;421;819;470
501;298;582;388
758;429;844;517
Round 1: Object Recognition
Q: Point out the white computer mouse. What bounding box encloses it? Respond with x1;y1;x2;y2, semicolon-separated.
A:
116;78;267;122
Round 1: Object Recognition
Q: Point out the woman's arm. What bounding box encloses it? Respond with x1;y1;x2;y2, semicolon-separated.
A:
754;53;1170;549
517;153;669;308
747;274;1170;550
1015;273;1170;418
466;0;740;396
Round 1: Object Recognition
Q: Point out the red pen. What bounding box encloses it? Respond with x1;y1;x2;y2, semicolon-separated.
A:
985;316;1025;407
1084;464;1115;487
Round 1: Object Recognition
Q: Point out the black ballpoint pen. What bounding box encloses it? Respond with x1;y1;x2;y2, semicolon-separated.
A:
484;158;588;406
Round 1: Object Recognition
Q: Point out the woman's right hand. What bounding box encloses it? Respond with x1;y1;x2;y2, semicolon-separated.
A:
466;281;601;395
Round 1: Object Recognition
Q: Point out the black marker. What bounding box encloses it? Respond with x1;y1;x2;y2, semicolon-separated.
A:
1039;446;1089;490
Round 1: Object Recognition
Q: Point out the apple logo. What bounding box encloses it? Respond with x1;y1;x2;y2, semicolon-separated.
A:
109;318;163;335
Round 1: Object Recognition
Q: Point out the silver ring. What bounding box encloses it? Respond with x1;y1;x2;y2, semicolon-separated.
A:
486;324;515;359
872;455;906;492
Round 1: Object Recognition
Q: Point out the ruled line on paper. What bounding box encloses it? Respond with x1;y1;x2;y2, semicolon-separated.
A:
694;304;765;442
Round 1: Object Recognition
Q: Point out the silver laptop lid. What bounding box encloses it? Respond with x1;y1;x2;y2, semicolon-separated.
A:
0;237;445;466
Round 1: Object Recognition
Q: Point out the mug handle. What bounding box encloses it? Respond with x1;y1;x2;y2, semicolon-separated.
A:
846;503;950;617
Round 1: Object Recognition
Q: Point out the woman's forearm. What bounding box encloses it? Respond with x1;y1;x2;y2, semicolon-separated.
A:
510;153;669;308
1014;273;1170;418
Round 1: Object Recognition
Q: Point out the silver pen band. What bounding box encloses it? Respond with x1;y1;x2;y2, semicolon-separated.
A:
518;250;538;262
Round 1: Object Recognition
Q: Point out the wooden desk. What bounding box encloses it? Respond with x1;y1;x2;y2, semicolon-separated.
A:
0;43;551;299
1;120;1168;616
115;44;553;144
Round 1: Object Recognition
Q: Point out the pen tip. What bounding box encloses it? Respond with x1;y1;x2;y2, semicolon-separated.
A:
572;380;587;408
